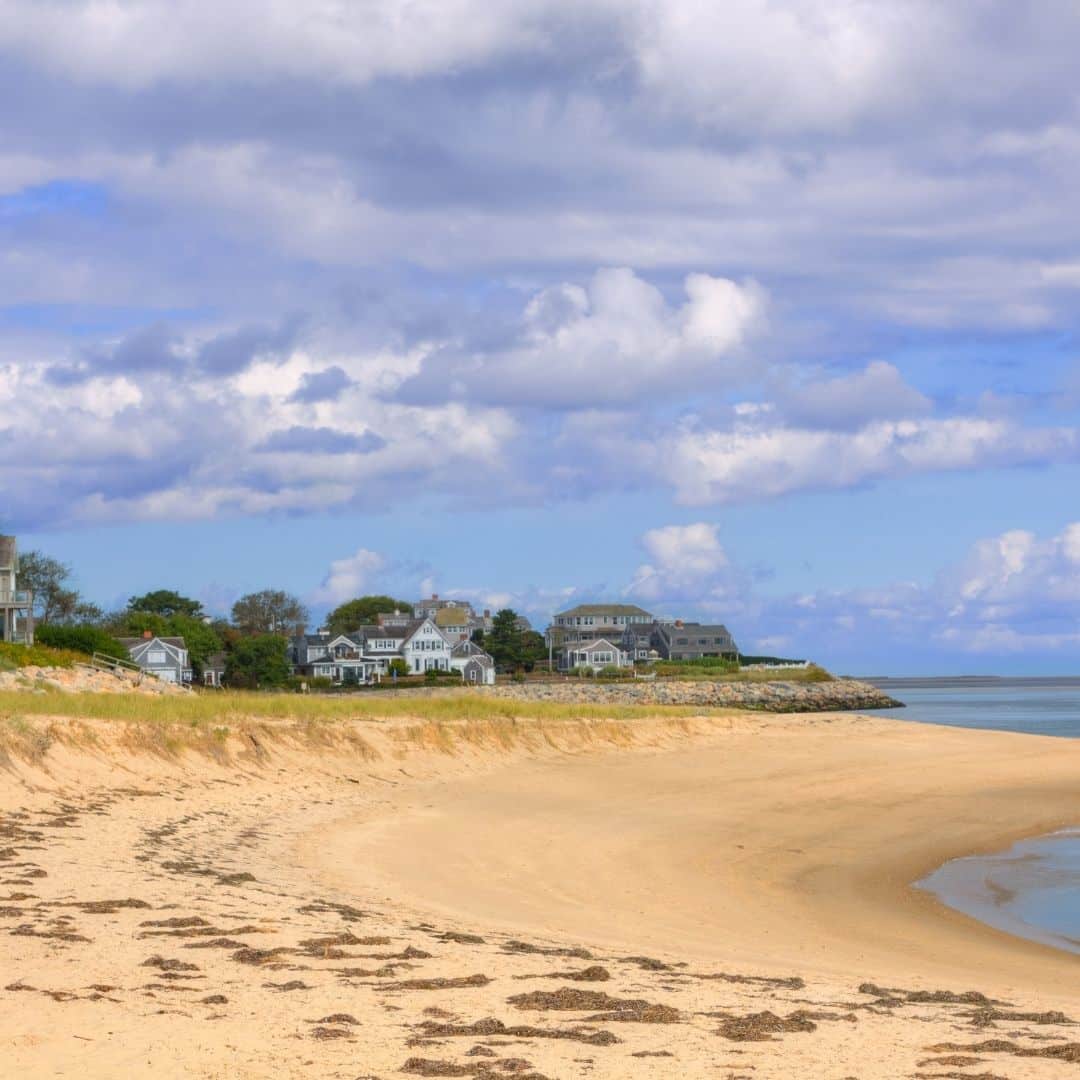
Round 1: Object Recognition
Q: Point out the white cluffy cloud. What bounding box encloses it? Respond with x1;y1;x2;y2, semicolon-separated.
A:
310;548;386;605
667;414;1079;506
626;522;732;603
403;267;765;409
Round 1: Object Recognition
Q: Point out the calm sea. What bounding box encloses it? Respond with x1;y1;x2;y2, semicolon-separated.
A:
864;677;1080;956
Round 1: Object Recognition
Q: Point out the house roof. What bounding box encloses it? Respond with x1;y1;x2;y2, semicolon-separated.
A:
118;636;187;650
566;637;623;652
401;618;451;645
556;604;652;619
434;607;471;627
452;639;492;659
659;623;734;637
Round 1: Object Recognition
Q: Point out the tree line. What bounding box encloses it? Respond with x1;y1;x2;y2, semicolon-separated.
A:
19;551;546;686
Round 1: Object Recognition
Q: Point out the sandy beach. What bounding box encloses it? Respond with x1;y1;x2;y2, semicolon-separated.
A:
2;704;1079;1078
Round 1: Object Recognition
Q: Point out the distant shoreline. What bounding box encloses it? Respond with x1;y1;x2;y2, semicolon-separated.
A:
865;674;1080;688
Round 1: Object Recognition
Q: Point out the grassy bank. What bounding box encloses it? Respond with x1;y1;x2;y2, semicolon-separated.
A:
0;642;82;670
0;688;737;727
0;689;748;771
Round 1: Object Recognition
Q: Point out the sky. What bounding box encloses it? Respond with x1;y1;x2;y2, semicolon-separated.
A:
3;1;1080;675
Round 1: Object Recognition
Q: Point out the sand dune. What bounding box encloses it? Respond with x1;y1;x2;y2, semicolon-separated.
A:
1;707;1078;1078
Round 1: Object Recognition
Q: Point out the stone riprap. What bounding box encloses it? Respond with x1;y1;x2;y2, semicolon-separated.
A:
0;664;190;695
483;677;902;712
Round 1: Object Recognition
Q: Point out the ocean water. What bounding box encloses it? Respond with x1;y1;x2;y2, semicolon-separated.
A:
864;677;1080;955
867;676;1080;738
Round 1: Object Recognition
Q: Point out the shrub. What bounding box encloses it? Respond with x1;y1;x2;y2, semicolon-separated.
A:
597;664;628;679
0;641;84;670
387;658;410;678
34;624;130;659
424;667;439;683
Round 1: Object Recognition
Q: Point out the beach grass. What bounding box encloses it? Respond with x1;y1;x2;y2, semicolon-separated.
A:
0;688;735;727
0;688;736;768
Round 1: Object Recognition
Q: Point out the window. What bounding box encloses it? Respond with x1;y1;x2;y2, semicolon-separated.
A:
147;649;167;665
676;638;688;645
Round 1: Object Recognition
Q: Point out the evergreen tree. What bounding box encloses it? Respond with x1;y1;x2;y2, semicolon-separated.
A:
485;608;523;671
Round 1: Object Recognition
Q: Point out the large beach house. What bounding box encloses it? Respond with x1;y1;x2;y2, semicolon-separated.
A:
546;603;739;666
289;614;497;685
0;535;33;645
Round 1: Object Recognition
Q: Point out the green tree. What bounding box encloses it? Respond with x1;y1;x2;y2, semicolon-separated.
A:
17;550;101;625
386;658;410;678
225;633;290;688
34;624;129;658
231;589;308;636
127;590;203;618
519;630;548;672
485;608;523;671
325;595;411;635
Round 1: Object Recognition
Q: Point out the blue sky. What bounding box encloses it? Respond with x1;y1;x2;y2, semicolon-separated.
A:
4;2;1080;674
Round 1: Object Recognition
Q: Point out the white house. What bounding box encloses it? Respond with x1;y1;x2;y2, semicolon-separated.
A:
400;617;452;673
289;616;463;683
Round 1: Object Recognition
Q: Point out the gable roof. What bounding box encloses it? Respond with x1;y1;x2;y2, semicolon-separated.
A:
556;604;652;619
566;637;623;652
434;607;471;627
118;636;187;649
657;622;734;638
402;617;450;646
452;639;492;659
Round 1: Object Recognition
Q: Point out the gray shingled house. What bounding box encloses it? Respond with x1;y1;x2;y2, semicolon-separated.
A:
0;535;33;644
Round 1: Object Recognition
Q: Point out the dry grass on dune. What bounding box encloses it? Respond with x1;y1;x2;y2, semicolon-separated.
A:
0;689;732;768
0;688;732;725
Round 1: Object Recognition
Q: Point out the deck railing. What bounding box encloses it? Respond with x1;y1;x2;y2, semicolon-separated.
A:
89;651;154;681
0;590;31;605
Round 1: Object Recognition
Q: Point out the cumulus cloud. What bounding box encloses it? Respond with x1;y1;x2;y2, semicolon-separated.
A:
0;324;519;529
311;548;387;605
397;268;765;408
666;415;1080;505
625;523;743;610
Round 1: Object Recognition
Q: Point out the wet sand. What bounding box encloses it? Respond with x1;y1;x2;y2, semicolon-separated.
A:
2;709;1079;1078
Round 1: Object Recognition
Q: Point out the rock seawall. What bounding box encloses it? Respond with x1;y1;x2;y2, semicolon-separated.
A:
485;677;902;712
0;664;190;695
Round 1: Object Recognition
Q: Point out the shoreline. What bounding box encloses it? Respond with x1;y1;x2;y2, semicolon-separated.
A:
2;707;1079;1077
303;714;1080;995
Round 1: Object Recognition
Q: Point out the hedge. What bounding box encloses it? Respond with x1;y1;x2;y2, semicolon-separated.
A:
34;624;131;660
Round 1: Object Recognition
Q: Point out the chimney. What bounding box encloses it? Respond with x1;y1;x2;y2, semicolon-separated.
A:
674;620;683;628
432;593;439;600
484;609;490;618
143;629;154;639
